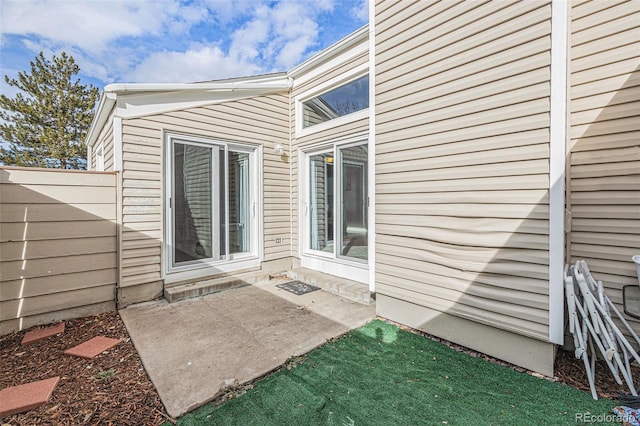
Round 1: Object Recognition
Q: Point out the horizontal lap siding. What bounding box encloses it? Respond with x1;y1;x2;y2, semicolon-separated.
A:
103;118;115;171
375;0;552;341
569;1;640;324
120;94;290;305
92;105;115;170
0;168;117;334
291;49;369;257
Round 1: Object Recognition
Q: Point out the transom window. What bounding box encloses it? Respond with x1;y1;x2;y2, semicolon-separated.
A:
302;75;369;129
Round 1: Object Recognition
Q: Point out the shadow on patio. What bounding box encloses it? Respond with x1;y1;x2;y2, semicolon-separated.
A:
119;278;375;418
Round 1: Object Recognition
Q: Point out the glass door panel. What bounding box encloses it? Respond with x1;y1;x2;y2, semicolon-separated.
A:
172;142;228;266
172;142;217;265
339;144;368;260
229;151;251;254
309;152;334;253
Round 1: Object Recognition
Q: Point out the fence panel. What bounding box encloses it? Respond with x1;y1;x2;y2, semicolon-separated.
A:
0;166;118;335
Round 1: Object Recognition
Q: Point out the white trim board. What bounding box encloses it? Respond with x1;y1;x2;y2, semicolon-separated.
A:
290;38;368;87
368;0;376;295
548;0;568;345
300;255;369;284
113;117;123;171
288;25;368;80
115;88;288;120
85;92;116;148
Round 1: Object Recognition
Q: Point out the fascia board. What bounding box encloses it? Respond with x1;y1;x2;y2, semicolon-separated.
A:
288;25;368;79
105;77;291;94
291;40;369;88
114;87;289;119
85;92;116;147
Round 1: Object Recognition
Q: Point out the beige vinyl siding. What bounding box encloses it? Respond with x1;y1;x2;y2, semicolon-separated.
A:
568;0;640;323
291;48;369;257
119;93;290;306
104;110;115;170
374;0;552;341
91;105;116;171
0;167;117;335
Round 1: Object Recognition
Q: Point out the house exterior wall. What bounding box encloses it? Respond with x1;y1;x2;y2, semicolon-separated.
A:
90;105;116;171
290;41;369;259
373;0;555;374
62;0;637;374
568;0;640;326
0;167;117;335
117;93;291;306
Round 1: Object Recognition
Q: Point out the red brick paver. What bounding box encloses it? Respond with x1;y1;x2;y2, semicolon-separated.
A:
64;336;121;359
21;323;65;346
0;377;60;418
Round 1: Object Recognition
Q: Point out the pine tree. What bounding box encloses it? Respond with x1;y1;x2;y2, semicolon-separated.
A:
0;52;99;169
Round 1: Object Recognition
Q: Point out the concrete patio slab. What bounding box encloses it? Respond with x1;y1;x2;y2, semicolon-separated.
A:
119;279;375;418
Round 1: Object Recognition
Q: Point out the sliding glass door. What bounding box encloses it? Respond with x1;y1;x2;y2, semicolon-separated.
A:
306;142;368;263
172;142;219;264
339;144;368;261
169;136;255;271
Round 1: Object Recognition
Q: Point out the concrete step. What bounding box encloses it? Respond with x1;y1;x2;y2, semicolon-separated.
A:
286;267;374;305
164;271;271;303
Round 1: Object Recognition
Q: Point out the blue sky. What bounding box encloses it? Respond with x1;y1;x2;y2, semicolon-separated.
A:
0;0;368;96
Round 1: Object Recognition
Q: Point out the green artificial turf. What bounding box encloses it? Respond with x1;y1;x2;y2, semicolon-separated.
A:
176;320;618;425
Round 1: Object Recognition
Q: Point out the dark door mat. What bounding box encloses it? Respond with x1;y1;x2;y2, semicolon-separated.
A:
276;281;320;296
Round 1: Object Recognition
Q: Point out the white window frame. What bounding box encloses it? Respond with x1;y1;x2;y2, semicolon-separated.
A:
163;133;262;284
295;62;369;139
299;135;370;284
95;142;105;171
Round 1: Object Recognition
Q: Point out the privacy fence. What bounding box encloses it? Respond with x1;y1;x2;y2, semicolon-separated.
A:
0;166;118;335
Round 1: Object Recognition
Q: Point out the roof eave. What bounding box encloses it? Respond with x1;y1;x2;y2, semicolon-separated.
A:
85;92;116;148
288;24;368;78
104;73;291;94
84;73;292;147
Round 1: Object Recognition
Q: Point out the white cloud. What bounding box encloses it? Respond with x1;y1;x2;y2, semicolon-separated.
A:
126;46;262;82
350;0;369;22
1;0;365;88
276;34;316;70
229;8;272;63
128;0;338;83
0;0;204;54
15;39;126;85
225;0;335;72
0;76;22;98
268;2;321;69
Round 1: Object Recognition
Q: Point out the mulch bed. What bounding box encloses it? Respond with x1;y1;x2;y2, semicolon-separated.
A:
2;312;637;424
555;347;640;400
0;311;172;425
